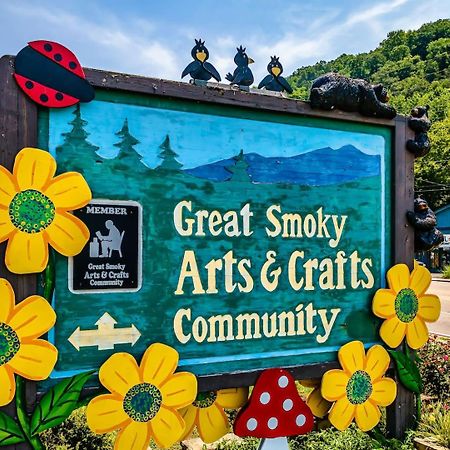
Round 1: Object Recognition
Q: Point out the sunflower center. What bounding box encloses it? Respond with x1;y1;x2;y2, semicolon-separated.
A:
395;288;419;323
193;391;217;408
346;370;372;405
9;189;55;234
123;383;162;422
0;323;20;366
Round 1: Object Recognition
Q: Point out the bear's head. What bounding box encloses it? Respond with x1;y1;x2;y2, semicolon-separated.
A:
414;197;429;213
373;84;389;104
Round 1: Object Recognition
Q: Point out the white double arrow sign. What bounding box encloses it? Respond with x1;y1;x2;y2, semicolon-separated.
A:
68;313;141;351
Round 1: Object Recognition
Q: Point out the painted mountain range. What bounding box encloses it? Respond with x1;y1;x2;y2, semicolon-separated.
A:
184;145;381;185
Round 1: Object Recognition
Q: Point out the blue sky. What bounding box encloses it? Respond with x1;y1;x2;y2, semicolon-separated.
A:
1;0;449;83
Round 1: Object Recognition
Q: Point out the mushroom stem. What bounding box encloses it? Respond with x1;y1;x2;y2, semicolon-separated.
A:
258;437;289;450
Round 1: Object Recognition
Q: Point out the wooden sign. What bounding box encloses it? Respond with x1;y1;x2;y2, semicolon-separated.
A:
37;79;398;383
0;58;415;440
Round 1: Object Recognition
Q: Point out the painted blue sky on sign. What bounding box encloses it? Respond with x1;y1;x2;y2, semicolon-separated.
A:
49;101;386;170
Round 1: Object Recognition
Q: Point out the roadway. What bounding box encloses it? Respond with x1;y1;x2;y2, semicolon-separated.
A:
428;279;450;337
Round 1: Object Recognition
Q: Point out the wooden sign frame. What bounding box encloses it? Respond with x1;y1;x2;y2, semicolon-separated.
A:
0;54;415;445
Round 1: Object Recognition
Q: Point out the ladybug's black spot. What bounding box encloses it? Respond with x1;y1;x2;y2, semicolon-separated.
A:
55;92;64;101
54;53;62;62
25;81;34;89
40;94;49;103
44;43;52;52
69;61;77;70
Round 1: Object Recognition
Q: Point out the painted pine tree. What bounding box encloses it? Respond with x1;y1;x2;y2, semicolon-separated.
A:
227;150;251;182
156;135;183;171
112;118;148;174
56;104;100;172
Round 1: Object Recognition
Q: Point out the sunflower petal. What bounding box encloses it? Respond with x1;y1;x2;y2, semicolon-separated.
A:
44;172;91;210
0;366;15;407
365;345;390;382
0;278;15;323
99;353;141;397
198;404;229;443
179;406;198;441
45;212;89;256
115;421;150;450
409;265;431;296
0;208;15;243
370;378;397;407
406;317;429;350
216;387;249;409
372;289;396;318
0;166;17;206
321;369;349;401
307;387;332;419
8;339;57;380
8;295;56;340
387;264;409;294
379;317;407;349
338;341;365;375
160;372;197;409
328;397;356;431
355;401;381;431
86;393;130;434
5;232;48;274
151;406;185;448
141;343;178;387
418;295;441;322
13;148;56;191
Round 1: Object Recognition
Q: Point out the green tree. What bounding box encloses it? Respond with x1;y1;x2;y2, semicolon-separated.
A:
56;104;100;172
156;135;183;171
112;118;148;174
287;18;450;209
227;150;251;182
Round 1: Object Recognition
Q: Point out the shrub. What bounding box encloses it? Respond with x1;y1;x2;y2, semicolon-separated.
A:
417;402;450;448
40;407;115;450
418;335;450;402
442;265;450;279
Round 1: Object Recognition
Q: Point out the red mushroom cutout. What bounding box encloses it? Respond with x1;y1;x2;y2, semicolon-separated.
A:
234;369;314;450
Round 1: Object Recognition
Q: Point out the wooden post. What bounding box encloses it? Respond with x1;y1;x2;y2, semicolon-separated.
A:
386;115;416;438
0;55;38;450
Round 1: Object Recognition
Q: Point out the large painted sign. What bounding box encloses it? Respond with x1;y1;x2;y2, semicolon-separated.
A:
39;89;392;379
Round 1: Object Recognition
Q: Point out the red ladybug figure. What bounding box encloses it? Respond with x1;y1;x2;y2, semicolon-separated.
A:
14;40;95;108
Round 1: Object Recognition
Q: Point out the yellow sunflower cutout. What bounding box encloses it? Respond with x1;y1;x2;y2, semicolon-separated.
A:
180;387;248;443
299;379;332;419
86;343;197;450
0;147;91;274
0;278;58;406
321;341;397;432
372;263;441;349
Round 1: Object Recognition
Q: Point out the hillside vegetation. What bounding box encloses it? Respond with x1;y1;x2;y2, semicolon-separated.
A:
288;19;450;210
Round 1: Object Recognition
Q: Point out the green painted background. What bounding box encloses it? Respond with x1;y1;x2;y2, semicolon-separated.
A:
38;89;392;380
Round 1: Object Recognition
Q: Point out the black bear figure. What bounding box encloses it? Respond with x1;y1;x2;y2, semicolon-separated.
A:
309;73;396;119
406;197;444;252
406;105;431;157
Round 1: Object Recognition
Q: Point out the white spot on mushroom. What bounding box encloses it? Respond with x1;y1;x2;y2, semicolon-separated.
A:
296;414;306;427
278;375;289;388
247;418;257;431
260;392;270;404
268;417;278;430
283;398;293;411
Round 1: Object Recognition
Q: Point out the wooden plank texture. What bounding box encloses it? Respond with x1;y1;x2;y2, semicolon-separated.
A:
0;56;38;450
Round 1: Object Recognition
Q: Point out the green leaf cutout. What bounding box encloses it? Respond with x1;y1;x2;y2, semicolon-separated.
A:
30;370;95;437
0;411;26;446
388;349;423;394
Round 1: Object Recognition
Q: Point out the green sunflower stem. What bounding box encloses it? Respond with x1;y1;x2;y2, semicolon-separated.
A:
417;393;422;423
15;376;44;450
41;249;56;302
